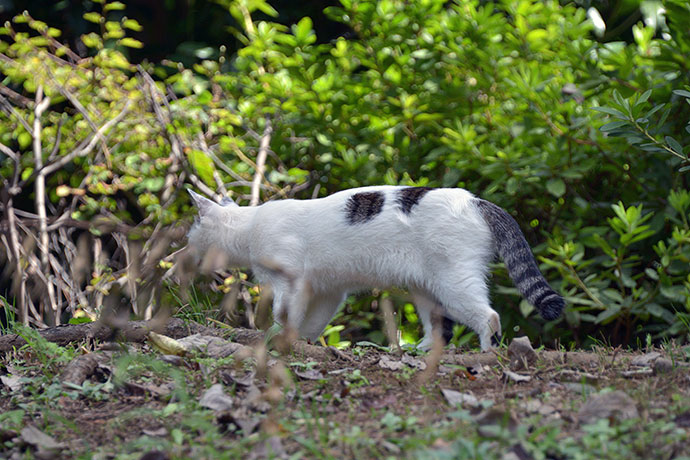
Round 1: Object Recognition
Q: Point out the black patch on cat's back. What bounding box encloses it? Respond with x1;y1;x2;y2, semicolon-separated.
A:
345;191;385;224
397;187;432;214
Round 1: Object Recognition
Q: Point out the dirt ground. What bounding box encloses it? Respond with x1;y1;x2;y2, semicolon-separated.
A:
1;323;690;459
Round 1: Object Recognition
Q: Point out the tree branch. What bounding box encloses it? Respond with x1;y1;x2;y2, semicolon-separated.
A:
250;118;273;206
38;99;131;177
32;85;58;324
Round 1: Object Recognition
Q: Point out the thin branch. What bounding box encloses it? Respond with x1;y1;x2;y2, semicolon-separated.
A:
39;99;131;177
0;142;19;162
250;118;273;206
0;81;33;107
0;93;33;135
46;67;112;164
32;85;58;323
3;196;27;324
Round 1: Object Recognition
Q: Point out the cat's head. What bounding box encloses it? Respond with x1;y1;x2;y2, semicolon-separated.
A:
186;189;238;265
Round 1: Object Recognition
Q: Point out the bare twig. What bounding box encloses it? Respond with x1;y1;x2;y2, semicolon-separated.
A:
250;118;273;206
32;85;58;324
0;93;33;135
0;142;19;162
3;197;28;324
39;99;131;177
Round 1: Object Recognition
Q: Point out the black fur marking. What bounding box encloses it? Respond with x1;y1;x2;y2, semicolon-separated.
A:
491;332;502;347
396;187;432;214
345;191;385;224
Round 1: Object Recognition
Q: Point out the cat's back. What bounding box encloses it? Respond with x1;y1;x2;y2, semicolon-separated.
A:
254;185;479;228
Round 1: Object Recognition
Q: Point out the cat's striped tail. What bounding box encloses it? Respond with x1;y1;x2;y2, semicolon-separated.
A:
474;199;564;321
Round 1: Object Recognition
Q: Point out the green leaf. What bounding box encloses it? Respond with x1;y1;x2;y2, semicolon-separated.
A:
644;103;665;118
595;304;621;325
122;19;143;31
644;268;659;280
294;17;313;44
635;89;652;106
81;33;103;49
197;90;212;105
104;1;126;11
119;37;143;49
68;317;93;325
665;136;683;154
383;64;402;84
546;178;566;197
187;149;216;187
83;12;103;24
600;120;628;132
673;89;690;98
591;106;627;119
526;29;548;43
141;177;165;192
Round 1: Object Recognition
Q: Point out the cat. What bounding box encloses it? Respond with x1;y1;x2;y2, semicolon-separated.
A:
186;186;564;351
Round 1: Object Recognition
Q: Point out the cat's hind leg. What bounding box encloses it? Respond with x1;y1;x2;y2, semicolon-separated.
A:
431;273;501;351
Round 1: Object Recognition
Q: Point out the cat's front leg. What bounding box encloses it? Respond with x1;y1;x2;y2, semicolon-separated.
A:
297;291;347;340
270;276;313;333
411;291;444;351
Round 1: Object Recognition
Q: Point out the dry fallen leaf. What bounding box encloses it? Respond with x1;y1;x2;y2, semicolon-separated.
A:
20;425;65;452
148;331;187;356
294;368;326;381
0;374;23;392
199;384;234;412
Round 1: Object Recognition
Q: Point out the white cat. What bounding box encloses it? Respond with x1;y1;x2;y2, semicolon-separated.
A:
186;186;564;351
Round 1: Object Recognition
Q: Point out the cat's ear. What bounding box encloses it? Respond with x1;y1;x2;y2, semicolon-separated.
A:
220;196;238;207
187;189;218;216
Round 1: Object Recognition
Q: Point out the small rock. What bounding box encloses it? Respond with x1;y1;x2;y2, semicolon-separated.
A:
378;355;405;371
631;352;661;367
222;370;256;387
521;399;557;416
441;388;481;408
401;353;427;370
508;337;537;370
653;358;673;374
560;382;596;395
578;390;639;424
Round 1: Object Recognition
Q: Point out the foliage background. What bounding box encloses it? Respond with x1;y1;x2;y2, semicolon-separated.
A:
0;0;689;349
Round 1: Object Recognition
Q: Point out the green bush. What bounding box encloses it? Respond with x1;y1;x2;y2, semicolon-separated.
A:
0;0;688;348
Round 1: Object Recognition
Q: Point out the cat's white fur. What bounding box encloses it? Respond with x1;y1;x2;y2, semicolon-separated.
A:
187;186;504;350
